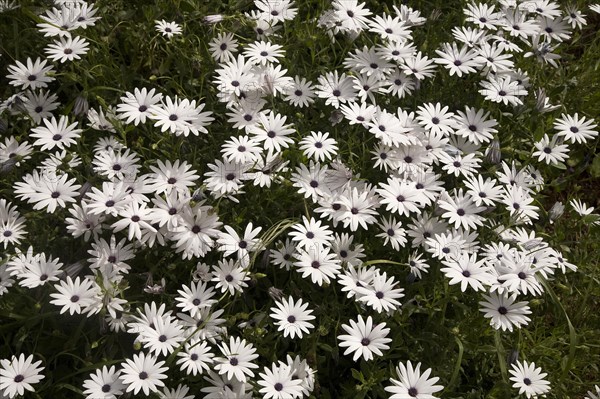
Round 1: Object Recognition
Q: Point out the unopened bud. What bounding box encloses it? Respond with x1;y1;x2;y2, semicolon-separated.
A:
548;201;564;223
73;95;89;117
65;260;85;278
203;14;224;24
268;286;284;301
485;139;501;164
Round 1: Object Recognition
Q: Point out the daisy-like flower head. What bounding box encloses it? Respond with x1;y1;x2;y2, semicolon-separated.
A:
369;13;411;42
82;365;125;399
337;187;380;232
532;134;570;166
553;112;598;144
257;363;304;399
149;96;207;136
401;51;436;80
453;106;498;144
441;251;494;292
501;185;539;224
155;19;182;38
438;189;486;231
479;75;527;106
119;352;169;396
244;40;285;65
385;360;444;399
433;42;481;77
332;0;373;33
479;291;531;332
416;102;456;136
13;252;63;289
315;70;357;109
376;177;424;217
45;35;89;63
283;76;316;108
337;315;391;361
509;360;551;398
23;89;60;124
138;315;186;356
254;0;298;24
214;336;259;383
201;370;251;398
175;281;217;317
464;2;501;30
356;270;405;313
270;296;315;339
289;216;334;251
176;339;214;376
221;135;262;164
49;276;100;315
0;136;33;167
6;57;55;90
299;131;339;162
293;246;341;286
217;222;263;261
30;115;82;151
117;87;163;126
343;45;394;80
570;198;595;216
209;32;239;63
376;216;408;251
585;385;600;399
211;259;249;295
147;159;199;195
0;354;45;399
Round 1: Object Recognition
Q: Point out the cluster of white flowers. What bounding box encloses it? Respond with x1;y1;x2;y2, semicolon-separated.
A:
1;0;600;398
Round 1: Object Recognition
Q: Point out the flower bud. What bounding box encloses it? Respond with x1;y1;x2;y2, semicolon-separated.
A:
485;139;501;164
73;95;89;117
203;14;224;24
548;201;565;223
268;286;284;301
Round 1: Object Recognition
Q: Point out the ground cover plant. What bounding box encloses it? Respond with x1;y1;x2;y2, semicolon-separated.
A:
1;0;599;398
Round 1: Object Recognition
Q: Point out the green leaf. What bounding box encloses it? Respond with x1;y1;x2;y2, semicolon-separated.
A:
351;368;365;383
590;155;600;177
